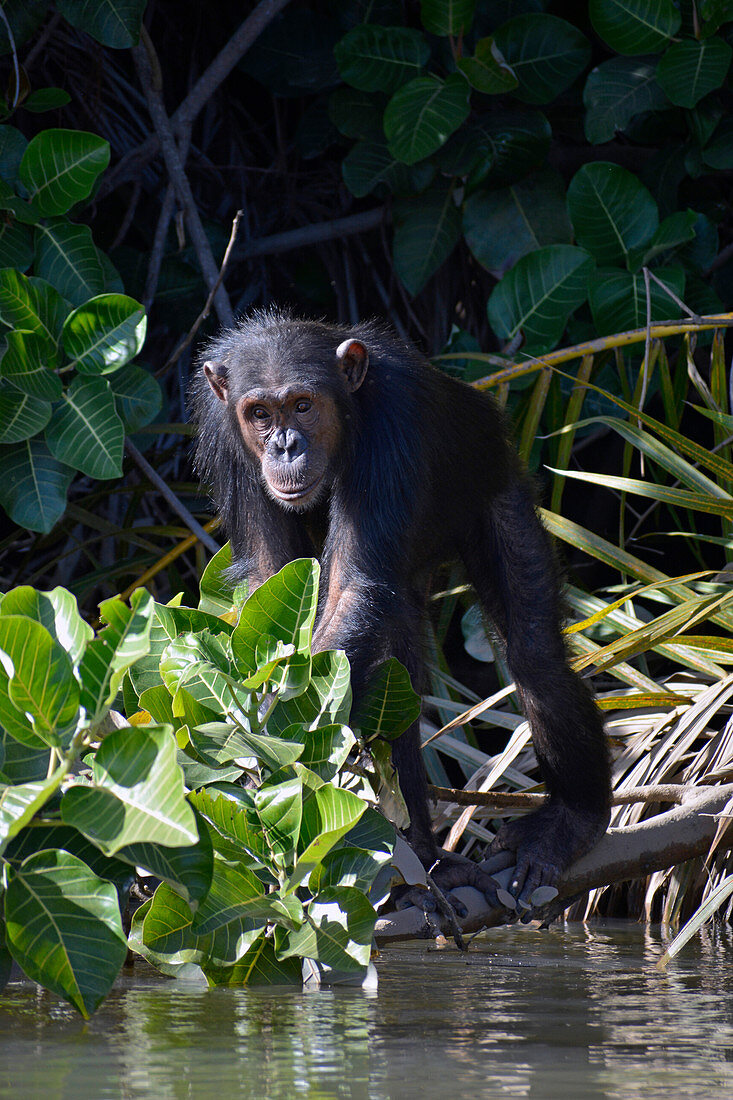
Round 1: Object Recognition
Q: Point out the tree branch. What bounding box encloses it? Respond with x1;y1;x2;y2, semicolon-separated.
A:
375;783;733;943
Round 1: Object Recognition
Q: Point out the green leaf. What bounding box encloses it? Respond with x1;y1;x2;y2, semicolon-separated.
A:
0;439;73;533
328;87;383;141
198;542;248;617
353;657;421;741
583;57;669;144
254;776;303;864
567;162;658;267
109;364;162;431
293;785;366;889
493;15;590;104
487;244;595;354
5;849;127;1017
310;845;391;893
290;723;355;783
192;721;304;772
0;270;68;343
267;649;352;736
119;824;213;903
334;24;429;94
45;375;124;479
19;130;110;217
628;209;697;269
279;886;376;972
456;37;518;95
62;724;199;853
588;265;685;334
189;785;271;866
384;74;470;165
0;585;92;668
393;181;462;295
0;773;63;855
0;615;79;742
463;169;572;278
435;108;551;186
0;222;34;270
203;933;303;986
5;823;133;890
589;0;681;55
0;125;27;185
34;222;106;306
342;141;424;198
0;329;61;400
657;36;732;109
0;385;51;443
78;588;154;722
62;293;147;374
421;0;476;35
159;632;252;718
56;0;146;49
192;860;303;935
24;88;72;112
231;558;319;675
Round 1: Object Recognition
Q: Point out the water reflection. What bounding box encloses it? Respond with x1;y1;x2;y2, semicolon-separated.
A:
1;921;732;1099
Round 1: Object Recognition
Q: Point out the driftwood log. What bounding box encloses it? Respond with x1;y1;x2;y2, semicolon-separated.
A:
374;782;733;943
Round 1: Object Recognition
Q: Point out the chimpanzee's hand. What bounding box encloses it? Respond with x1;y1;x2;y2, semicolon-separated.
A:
491;801;610;912
393;850;508;917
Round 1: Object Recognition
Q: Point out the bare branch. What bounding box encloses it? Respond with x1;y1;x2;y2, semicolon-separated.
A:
239;209;386;260
124;439;220;555
430;782;711;810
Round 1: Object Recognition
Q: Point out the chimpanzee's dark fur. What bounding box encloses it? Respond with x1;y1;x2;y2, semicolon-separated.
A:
191;308;611;904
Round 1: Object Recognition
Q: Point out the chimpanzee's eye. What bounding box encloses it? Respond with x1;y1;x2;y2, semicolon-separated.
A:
295;399;312;414
252;406;270;420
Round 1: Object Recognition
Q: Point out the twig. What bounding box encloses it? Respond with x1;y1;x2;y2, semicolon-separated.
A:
100;0;294;197
646;266;703;323
239;209;386;259
424;869;467;951
158;210;243;377
0;4;20;110
430;782;713;810
124;438;220;555
144;184;177;313
133;28;233;326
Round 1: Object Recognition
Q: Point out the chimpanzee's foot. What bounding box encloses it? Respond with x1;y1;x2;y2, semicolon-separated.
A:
393;850;505;916
491;801;610;908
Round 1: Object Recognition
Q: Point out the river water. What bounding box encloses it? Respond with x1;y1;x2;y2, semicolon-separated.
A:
1;921;732;1099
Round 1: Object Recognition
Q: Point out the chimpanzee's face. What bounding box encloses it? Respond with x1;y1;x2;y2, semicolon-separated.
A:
202;335;368;512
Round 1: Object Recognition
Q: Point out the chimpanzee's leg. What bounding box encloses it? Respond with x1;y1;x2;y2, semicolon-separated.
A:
463;482;611;903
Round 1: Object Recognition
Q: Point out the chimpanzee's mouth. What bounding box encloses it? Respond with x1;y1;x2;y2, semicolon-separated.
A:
269;473;324;503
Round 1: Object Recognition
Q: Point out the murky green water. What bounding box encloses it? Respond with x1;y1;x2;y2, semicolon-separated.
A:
1;921;732;1099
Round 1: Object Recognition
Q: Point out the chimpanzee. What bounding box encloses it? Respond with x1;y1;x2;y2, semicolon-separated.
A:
192;308;611;908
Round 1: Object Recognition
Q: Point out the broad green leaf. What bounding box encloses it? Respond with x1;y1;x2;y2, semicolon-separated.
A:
0;439;73;533
0;124;27;185
0;270;68;343
34;222;106;306
45;375;124;479
0;585;92;668
279;886;376;971
493;15;590;104
267;649;352;736
0;772;63;855
310;845;391;893
160;632;253;717
198;542;248;617
119;824;213;903
231;558;319;675
109;364;162;431
393;182;462;295
0;386;51;443
567;162;658;267
289;723;355;782
583;57;669;144
5;849;127;1017
56;0;146;49
487;244;594;354
353;657;421;741
464;169;571;278
24;87;72;112
254;776;303;864
328;87;383;141
421;0;476;35
19;130;110;216
130;883;266;971
192;721;304;772
628;210;697;270
4;822;133;889
436;108;551;186
384;74;470;165
0;329;61;400
292;785;367;889
334;24;429;94
192;860;303;934
658;36;732;108
342;141;426;198
62;293;147;374
203;933;303;986
589;0;681;55
588;266;684;334
61;724;198;853
0;615;79;741
0;222;33;270
189;785;271;866
456;37;518;95
78;588;154;722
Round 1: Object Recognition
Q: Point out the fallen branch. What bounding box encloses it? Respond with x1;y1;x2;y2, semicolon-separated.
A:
429;782;711;810
375;782;733;943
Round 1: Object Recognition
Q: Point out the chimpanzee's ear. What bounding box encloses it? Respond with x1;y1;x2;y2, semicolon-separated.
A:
336;339;369;392
203;360;229;403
